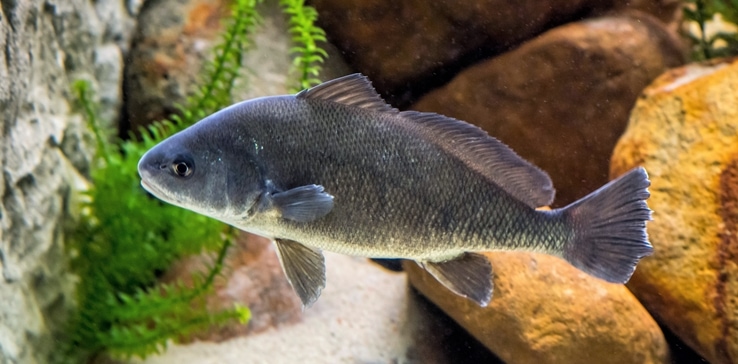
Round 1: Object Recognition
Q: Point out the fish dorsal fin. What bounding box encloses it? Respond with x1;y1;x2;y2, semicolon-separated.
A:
296;74;398;113
400;111;555;208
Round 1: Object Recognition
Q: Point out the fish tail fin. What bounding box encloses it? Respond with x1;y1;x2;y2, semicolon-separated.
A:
559;167;653;283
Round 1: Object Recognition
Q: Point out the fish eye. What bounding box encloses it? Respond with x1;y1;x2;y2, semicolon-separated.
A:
171;159;194;178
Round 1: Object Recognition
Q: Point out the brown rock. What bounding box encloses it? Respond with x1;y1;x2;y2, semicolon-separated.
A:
610;58;738;364
405;252;669;364
312;0;682;101
413;13;685;207
161;233;303;341
429;0;571;43
433;1;684;37
163;234;500;362
123;0;353;132
614;0;683;29
152;247;500;363
124;0;228;132
312;0;487;99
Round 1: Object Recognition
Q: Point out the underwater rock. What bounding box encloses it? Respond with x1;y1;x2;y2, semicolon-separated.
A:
614;0;683;29
431;0;683;46
405;252;669;364
610;58;738;364
311;0;681;104
124;0;353;132
0;0;138;363
145;245;481;363
161;233;304;339
413;13;685;207
124;0;229;132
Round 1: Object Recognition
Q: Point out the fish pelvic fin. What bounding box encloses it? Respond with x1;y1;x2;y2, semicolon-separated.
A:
274;238;326;309
420;253;493;307
560;167;653;284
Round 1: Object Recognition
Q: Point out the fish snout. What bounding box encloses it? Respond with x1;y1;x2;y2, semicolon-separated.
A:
138;149;164;178
137;150;166;192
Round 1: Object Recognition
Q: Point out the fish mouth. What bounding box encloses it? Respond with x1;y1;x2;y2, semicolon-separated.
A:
140;179;165;199
140;178;186;206
139;166;165;197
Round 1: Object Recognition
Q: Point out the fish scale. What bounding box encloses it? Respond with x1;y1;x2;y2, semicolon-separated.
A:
252;101;552;258
139;74;653;308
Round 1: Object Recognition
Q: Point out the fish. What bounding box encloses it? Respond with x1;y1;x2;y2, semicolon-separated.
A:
137;74;653;308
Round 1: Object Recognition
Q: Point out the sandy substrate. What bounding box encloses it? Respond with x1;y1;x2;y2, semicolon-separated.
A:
137;253;416;364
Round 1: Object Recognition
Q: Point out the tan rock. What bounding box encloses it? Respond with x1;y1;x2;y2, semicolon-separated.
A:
405;252;669;364
413;13;685;206
610;58;738;364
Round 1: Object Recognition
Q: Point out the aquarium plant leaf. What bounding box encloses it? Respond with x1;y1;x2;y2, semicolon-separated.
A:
60;0;262;361
280;0;329;92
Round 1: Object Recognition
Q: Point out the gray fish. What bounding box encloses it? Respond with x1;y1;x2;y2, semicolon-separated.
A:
138;74;653;308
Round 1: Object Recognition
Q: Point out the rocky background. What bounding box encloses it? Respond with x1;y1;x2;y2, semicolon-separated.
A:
611;59;738;364
4;0;738;363
0;1;139;363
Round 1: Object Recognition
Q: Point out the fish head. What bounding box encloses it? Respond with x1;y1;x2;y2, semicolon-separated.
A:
137;125;264;223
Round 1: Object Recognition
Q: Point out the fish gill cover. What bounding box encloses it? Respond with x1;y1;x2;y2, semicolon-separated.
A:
60;0;328;362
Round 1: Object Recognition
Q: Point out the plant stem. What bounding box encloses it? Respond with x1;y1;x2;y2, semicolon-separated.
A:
696;0;713;59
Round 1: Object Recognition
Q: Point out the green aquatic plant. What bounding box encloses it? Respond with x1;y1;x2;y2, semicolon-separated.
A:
62;0;329;361
62;0;261;361
684;0;738;60
280;0;329;92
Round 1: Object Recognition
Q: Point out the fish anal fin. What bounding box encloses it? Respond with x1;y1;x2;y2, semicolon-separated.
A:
274;238;326;309
400;111;554;208
296;73;398;113
271;184;334;222
420;252;493;307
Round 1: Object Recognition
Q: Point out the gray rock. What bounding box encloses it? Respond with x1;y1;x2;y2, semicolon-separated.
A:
0;0;138;363
233;0;353;98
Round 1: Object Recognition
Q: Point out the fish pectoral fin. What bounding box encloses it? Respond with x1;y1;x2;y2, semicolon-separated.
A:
274;238;326;308
420;253;493;307
271;185;334;222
